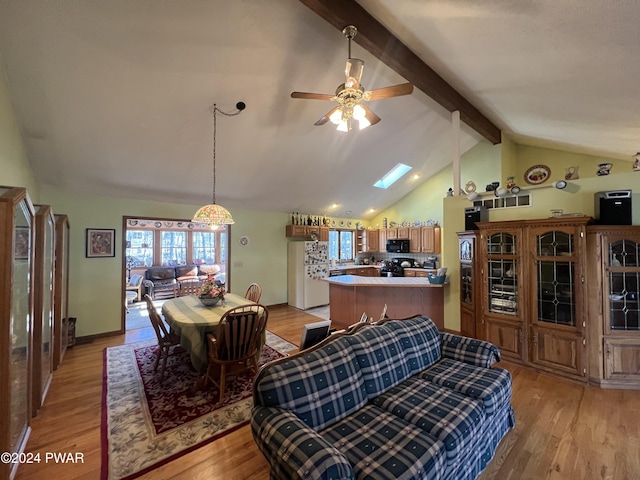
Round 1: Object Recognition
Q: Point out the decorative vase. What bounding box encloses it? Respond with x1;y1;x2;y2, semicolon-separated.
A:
199;296;221;307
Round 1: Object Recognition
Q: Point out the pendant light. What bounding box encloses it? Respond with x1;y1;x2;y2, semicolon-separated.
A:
192;101;245;229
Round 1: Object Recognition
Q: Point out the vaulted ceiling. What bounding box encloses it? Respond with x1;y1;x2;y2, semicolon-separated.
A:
1;1;638;219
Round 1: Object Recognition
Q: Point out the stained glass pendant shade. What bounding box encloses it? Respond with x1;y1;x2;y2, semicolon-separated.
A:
192;102;245;229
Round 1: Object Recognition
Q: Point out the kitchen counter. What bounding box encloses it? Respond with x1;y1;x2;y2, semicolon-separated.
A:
324;275;444;287
324;275;445;329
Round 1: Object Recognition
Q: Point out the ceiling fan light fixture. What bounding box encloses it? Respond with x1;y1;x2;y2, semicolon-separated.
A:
329;109;343;125
336;118;350;132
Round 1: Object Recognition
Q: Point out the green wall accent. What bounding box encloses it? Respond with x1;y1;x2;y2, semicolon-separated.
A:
0;61;39;198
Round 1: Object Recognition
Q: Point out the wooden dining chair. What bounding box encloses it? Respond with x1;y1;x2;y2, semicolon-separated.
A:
244;283;262;303
204;304;268;403
144;294;181;380
178;280;200;297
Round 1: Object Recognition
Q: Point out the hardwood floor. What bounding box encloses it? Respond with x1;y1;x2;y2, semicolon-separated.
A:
16;305;640;480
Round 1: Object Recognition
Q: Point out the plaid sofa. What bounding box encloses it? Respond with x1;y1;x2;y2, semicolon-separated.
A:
251;315;515;480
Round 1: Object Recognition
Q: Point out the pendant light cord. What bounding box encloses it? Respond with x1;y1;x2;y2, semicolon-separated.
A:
209;102;245;204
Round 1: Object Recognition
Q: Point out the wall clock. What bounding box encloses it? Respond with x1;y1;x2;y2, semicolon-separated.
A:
239;235;250;246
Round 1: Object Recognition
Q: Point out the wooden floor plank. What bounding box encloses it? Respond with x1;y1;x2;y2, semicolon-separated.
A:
16;305;640;480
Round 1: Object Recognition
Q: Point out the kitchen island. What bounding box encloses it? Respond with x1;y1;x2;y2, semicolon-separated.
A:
324;275;445;330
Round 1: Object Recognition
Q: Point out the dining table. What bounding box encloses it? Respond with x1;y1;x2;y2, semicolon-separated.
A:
161;293;258;372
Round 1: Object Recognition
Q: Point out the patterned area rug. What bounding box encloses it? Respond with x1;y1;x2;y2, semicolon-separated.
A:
101;331;296;480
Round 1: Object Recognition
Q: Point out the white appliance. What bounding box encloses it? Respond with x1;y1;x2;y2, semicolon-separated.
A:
288;241;329;310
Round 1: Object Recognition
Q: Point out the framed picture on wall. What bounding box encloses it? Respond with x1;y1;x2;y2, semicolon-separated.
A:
86;228;116;258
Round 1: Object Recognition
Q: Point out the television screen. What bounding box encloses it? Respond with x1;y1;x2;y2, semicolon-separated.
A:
300;320;331;350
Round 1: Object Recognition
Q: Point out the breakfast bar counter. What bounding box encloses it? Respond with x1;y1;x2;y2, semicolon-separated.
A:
324;275;445;329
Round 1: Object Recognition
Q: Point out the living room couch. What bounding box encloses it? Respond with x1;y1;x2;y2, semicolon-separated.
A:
143;264;220;299
251;315;515;480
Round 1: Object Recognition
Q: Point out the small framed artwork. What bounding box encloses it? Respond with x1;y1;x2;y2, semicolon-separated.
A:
14;226;30;260
86;228;116;258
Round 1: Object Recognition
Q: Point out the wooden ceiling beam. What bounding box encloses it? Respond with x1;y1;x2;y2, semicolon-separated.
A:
299;0;502;145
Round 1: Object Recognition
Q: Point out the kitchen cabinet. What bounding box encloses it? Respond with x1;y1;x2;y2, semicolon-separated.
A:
53;214;70;369
458;231;480;339
379;229;387;251
404;269;429;278
421;226;441;253
409;227;421;253
478;217;590;381
366;229;379;252
285;225;329;241
586;226;640;388
386;228;398;239
0;187;34;480
345;266;378;277
397;227;409;239
32;205;55;416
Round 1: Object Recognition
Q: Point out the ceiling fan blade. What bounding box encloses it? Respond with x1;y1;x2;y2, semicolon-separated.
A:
291;91;334;101
366;83;414;101
345;58;364;89
314;107;340;126
361;105;381;126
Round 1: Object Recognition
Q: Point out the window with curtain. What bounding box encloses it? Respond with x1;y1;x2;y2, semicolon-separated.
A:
329;229;354;262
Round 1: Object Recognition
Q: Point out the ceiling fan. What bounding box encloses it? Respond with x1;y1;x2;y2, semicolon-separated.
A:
291;25;414;132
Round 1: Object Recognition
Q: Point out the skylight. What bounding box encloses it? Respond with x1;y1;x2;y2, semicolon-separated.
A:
373;163;412;189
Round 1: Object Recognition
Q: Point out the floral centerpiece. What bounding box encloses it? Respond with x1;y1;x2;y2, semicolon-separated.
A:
198;274;226;306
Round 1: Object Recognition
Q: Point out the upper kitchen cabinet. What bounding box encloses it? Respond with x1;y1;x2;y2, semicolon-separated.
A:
366;229;379;253
421;226;441;254
0;187;35;480
285;225;329;242
587;226;640;388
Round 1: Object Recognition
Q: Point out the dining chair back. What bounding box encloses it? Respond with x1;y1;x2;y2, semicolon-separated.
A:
205;304;268;403
244;283;262;303
144;294;181;380
178;280;200;297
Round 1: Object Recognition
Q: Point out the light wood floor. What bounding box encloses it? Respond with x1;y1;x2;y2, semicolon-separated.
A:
16;305;640;480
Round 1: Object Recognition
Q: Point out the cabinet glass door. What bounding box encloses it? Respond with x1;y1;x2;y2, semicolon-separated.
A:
608;239;639;331
487;233;518;316
11;200;32;456
536;231;576;326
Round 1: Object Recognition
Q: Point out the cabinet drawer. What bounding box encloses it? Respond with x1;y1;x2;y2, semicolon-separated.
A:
604;338;640;381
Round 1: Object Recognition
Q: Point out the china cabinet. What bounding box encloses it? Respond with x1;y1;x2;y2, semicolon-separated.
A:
477;217;590;381
586;226;640;388
53;214;70;369
32;205;55;416
457;231;480;338
0;187;34;480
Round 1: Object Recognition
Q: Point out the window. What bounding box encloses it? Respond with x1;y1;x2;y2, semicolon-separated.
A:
161;231;187;266
193;231;217;264
126;230;154;267
329;229;354;262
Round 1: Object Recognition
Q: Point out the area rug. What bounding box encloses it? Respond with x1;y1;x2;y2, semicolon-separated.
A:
101;331;297;480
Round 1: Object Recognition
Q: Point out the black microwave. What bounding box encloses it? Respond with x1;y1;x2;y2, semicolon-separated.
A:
386;239;410;253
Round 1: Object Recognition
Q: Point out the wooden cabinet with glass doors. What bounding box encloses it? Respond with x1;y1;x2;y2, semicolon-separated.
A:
0;187;34;480
528;220;589;379
587;226;640;388
478;217;590;381
53;214;70;369
478;224;526;363
32;205;55;416
457;231;480;339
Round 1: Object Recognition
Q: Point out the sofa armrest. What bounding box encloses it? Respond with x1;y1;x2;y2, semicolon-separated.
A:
439;332;501;368
251;406;354;480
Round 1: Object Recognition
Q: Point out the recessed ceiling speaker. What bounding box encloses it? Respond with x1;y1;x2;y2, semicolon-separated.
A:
594;190;632;225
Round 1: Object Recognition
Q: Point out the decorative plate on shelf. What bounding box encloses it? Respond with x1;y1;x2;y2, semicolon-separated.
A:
524;164;551;185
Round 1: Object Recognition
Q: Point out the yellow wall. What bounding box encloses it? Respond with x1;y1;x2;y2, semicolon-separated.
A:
0;61;39;197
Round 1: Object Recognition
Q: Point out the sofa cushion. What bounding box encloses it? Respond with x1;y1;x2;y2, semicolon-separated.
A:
418;358;512;416
321;404;446;480
253;337;368;431
373;376;486;466
345;323;411;399
382;316;442;374
146;267;176;281
176;264;198;278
